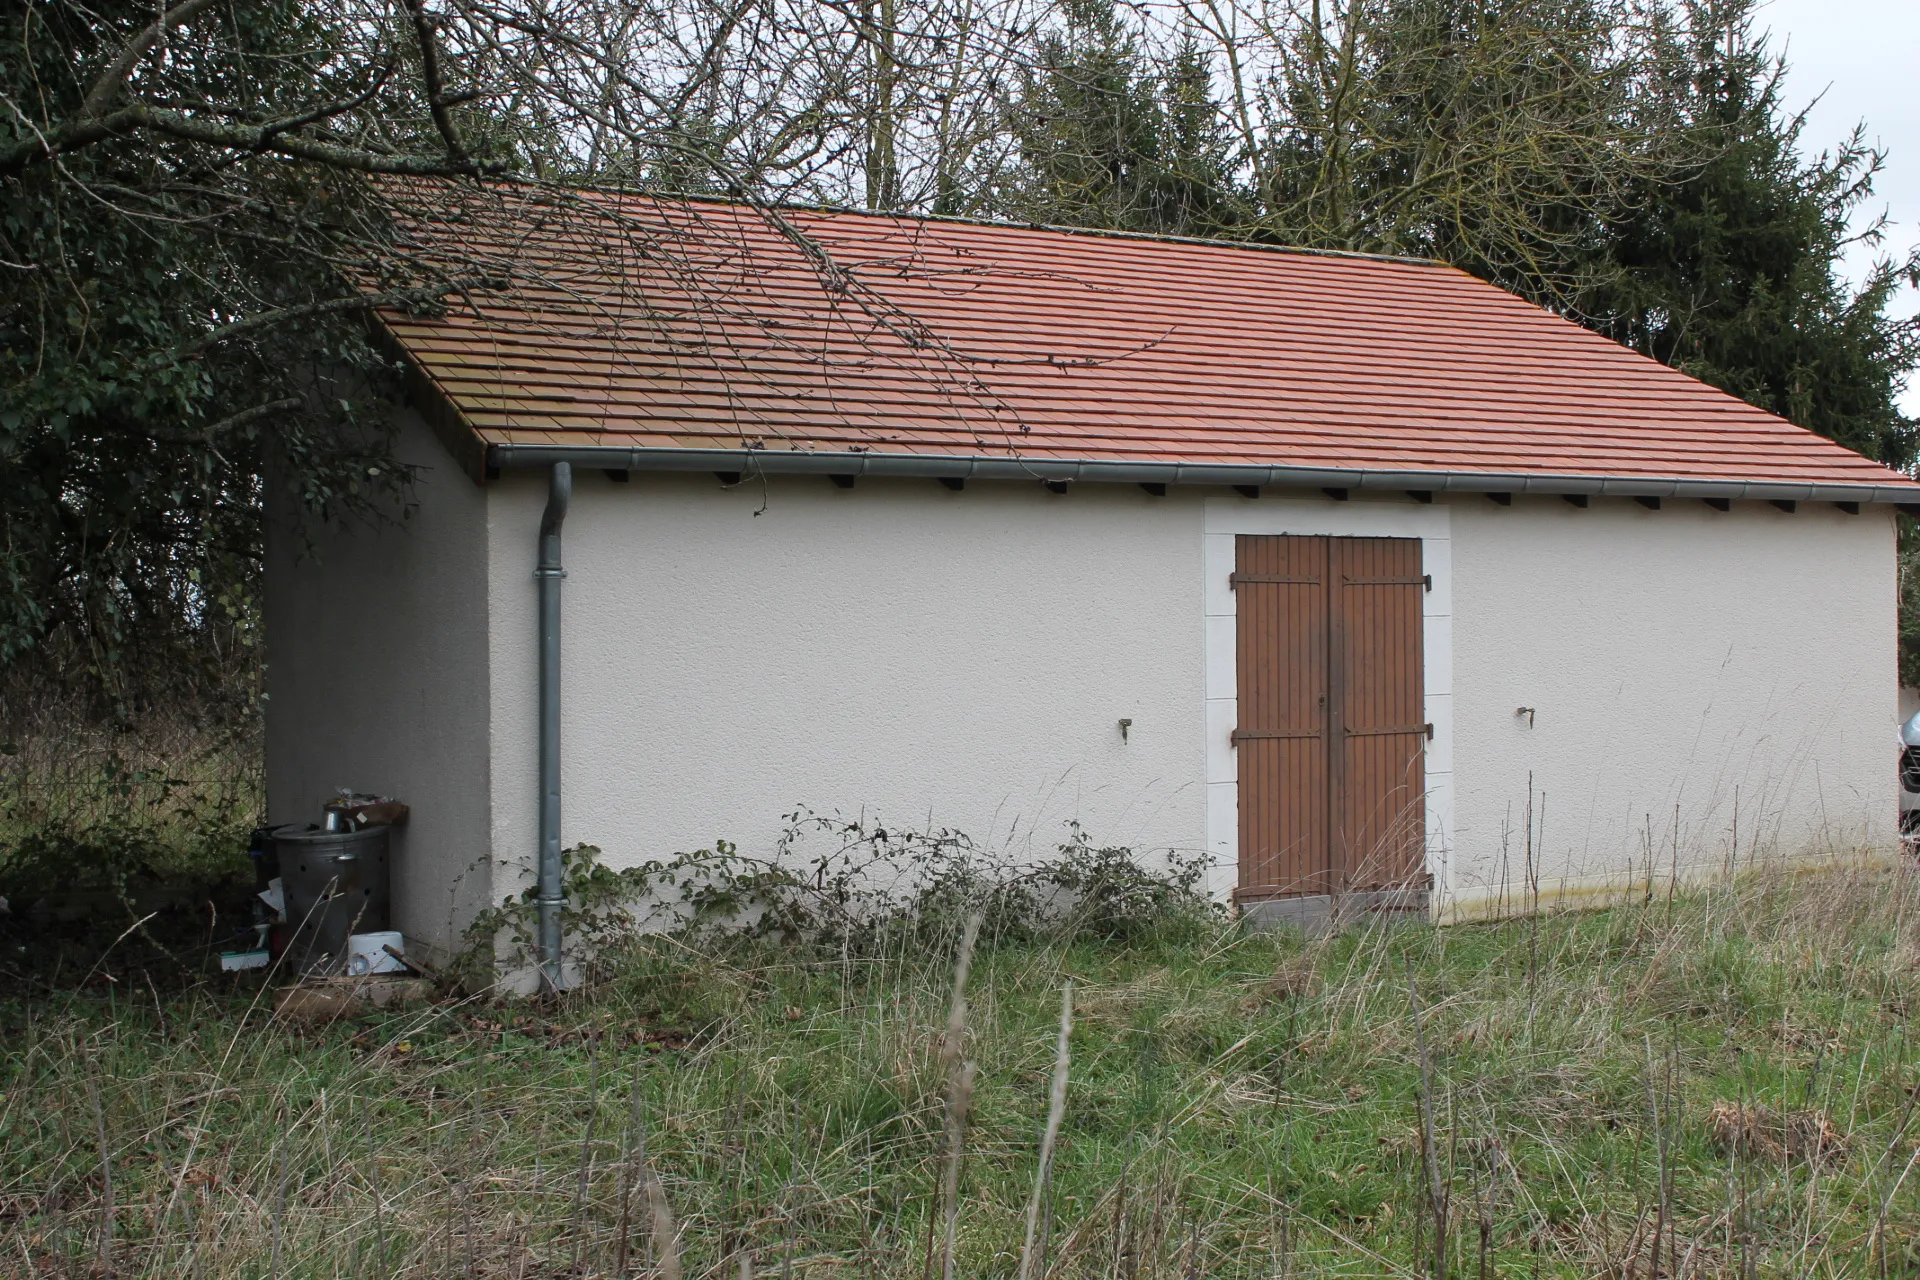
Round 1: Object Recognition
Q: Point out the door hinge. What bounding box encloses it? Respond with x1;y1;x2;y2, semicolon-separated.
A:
1424;574;1432;591
1231;729;1320;744
1229;573;1321;589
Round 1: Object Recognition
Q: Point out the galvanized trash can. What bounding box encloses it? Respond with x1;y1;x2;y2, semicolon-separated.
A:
274;825;392;975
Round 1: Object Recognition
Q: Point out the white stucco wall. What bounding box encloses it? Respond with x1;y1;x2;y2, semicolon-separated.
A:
1445;498;1898;917
264;409;494;956
466;477;1898;924
265;438;1900;941
483;472;1213;899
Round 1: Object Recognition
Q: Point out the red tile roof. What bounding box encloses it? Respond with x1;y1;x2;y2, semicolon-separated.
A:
379;186;1919;499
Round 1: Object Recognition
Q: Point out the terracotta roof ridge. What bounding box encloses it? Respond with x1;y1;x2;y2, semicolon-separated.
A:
467;178;1449;270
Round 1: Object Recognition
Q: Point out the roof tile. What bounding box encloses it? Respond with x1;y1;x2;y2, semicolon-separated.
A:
378;188;1918;492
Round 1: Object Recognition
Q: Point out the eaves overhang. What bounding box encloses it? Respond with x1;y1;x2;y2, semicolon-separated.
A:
484;442;1920;509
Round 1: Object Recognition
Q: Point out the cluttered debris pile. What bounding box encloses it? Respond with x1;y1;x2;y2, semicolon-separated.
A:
222;791;431;1015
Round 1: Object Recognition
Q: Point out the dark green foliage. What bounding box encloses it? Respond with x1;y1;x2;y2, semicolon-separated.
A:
1898;524;1920;689
0;172;406;716
1588;2;1920;468
1010;0;1237;236
0;0;462;718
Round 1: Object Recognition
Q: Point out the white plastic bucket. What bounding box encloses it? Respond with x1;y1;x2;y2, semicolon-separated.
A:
346;931;406;976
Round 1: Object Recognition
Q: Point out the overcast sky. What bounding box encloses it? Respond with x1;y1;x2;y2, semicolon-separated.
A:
1757;0;1920;412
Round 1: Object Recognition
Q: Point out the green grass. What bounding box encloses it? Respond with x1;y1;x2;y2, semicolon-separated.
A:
7;860;1920;1278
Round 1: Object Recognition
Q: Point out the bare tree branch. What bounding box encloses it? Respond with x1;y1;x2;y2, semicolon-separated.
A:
0;103;511;177
152;396;302;443
177;281;483;360
400;0;478;172
78;0;227;119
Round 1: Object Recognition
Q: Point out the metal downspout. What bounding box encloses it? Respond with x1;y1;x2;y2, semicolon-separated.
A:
535;462;571;991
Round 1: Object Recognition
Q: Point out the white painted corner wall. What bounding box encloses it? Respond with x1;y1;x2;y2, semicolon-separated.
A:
263;409;495;957
264;439;1901;946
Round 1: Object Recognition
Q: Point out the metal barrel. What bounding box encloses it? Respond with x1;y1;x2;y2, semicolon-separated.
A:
274;825;392;975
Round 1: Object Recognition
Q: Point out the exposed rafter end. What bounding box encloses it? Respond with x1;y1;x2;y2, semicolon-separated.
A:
1139;482;1168;497
1233;485;1261;499
715;470;742;486
1044;479;1070;494
1703;498;1730;511
830;474;856;489
1835;500;1861;515
1323;487;1350;501
1770;499;1797;513
1562;493;1589;508
1408;490;1434;504
938;477;965;492
603;468;630;483
1634;496;1661;510
1487;492;1512;506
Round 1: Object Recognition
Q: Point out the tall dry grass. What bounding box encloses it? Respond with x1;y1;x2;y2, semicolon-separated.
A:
6;856;1920;1278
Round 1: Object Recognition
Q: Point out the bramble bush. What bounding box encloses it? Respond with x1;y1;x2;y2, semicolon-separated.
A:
456;811;1219;986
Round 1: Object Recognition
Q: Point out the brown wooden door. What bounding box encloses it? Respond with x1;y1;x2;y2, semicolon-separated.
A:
1234;534;1426;900
1231;535;1332;897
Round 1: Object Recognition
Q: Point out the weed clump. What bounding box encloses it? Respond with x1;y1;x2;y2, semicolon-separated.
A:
456;812;1220;986
1708;1100;1850;1166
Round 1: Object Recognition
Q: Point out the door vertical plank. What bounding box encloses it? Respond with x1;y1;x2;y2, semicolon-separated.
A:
1333;537;1427;891
1234;534;1330;898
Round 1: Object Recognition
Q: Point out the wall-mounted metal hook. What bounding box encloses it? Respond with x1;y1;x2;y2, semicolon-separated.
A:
1118;717;1133;742
1515;706;1536;728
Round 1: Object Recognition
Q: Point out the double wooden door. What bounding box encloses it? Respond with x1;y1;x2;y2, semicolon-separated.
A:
1233;534;1428;900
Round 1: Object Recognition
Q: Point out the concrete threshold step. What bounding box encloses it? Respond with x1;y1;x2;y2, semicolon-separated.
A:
1241;890;1431;938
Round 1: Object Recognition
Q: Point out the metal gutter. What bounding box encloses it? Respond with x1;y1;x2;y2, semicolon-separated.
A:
487;444;1920;508
534;462;571;992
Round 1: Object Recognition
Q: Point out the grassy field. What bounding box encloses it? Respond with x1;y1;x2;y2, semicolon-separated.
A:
6;859;1920;1279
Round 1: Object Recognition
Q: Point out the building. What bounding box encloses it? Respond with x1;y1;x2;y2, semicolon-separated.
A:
265;186;1920;961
